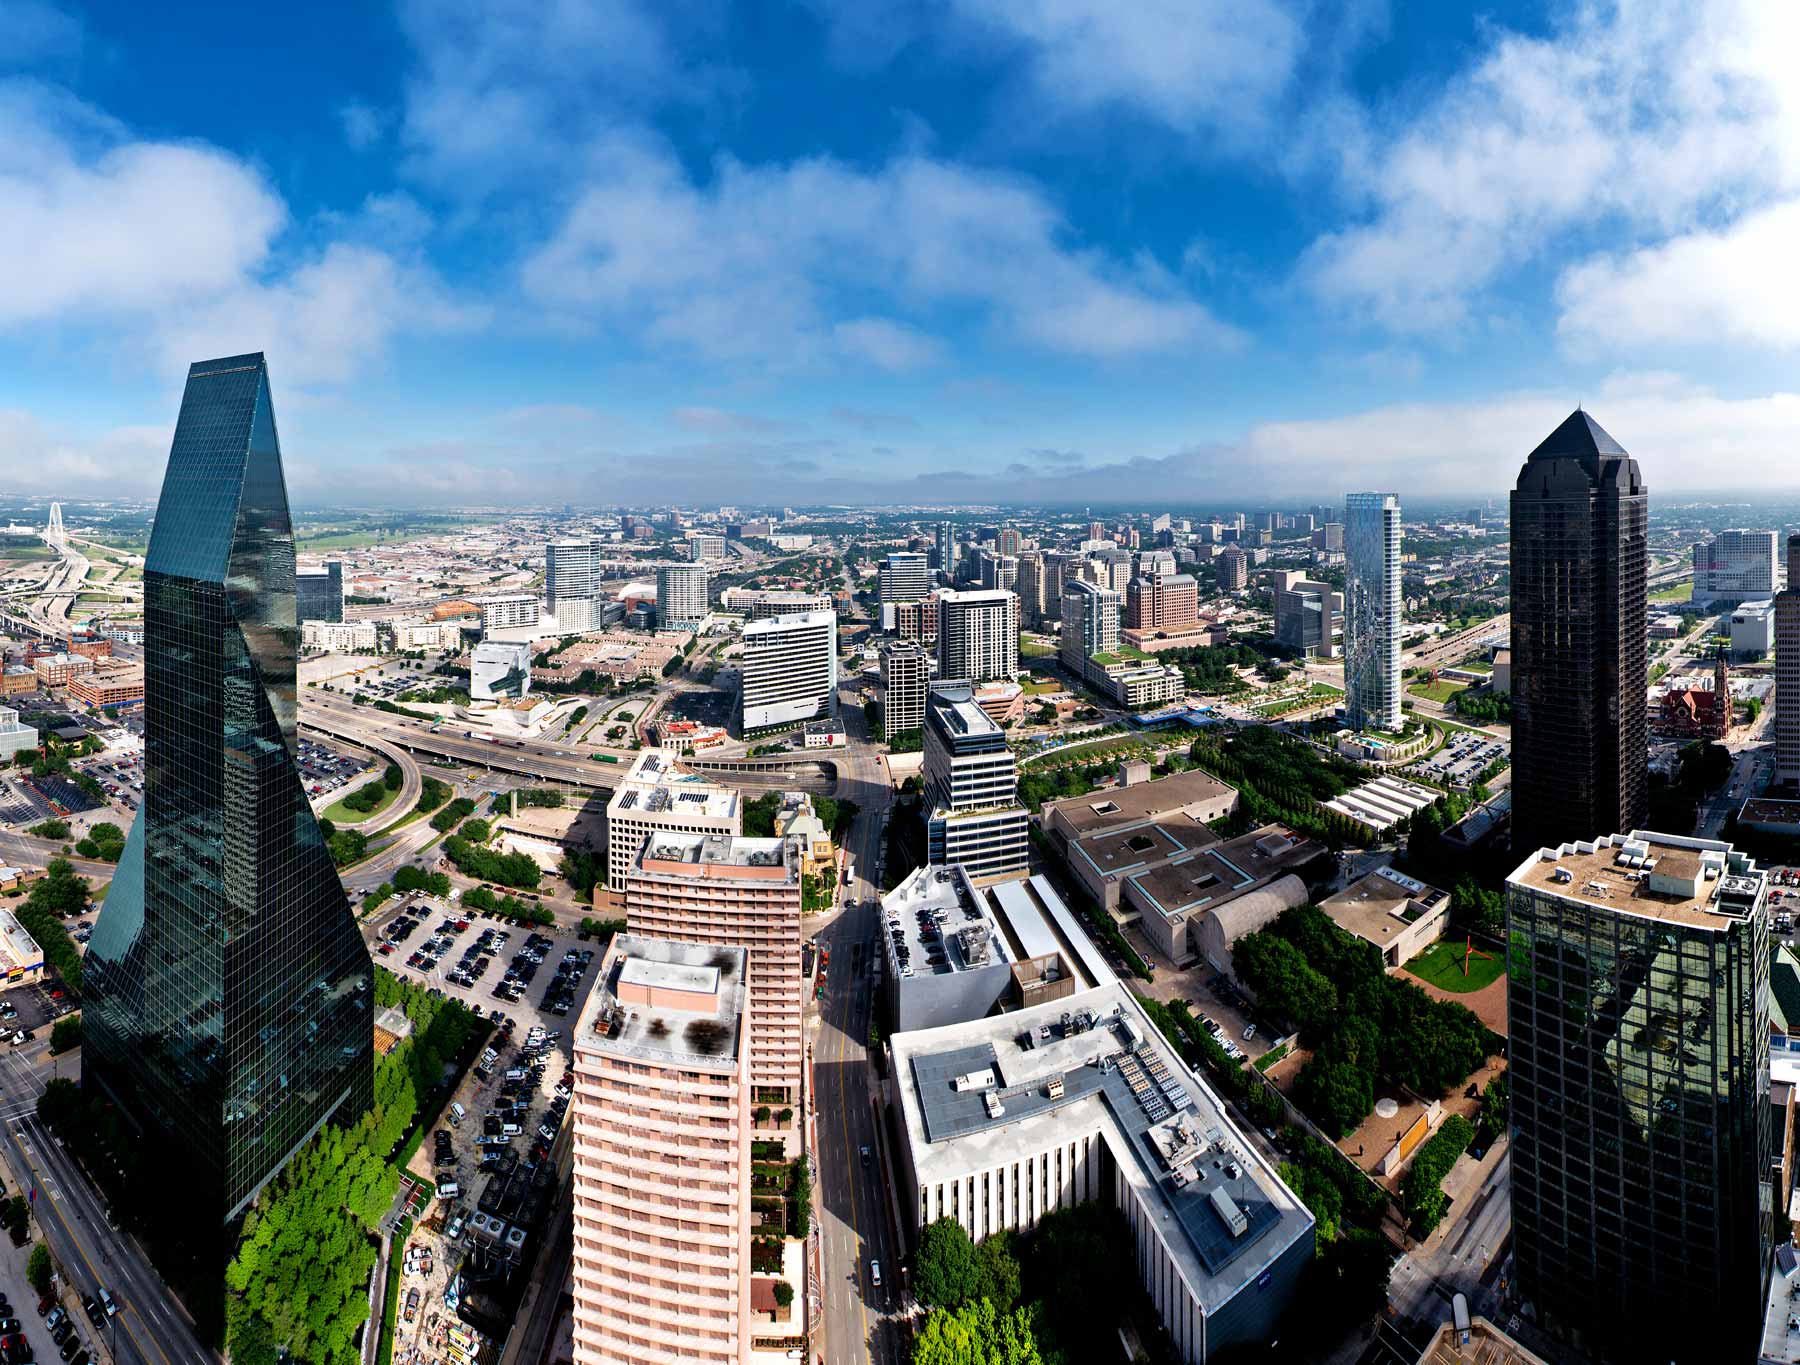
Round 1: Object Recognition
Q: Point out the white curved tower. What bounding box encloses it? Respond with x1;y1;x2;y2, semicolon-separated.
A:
45;502;64;545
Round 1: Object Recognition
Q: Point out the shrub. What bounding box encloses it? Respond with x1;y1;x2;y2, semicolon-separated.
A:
49;1016;82;1054
26;1242;50;1296
1401;1114;1475;1236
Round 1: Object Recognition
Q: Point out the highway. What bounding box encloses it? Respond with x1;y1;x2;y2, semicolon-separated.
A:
811;696;910;1365
0;1047;211;1365
305;725;421;829
1403;612;1510;673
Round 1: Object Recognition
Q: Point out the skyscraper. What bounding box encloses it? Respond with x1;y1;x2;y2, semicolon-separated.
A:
1343;492;1402;732
739;610;838;733
624;834;804;1104
84;354;372;1235
935;588;1019;683
881;638;930;740
924;682;1029;882
879;551;931;628
1060;578;1120;675
1505;830;1770;1362
657;560;709;630
1510;411;1647;850
547;538;602;631
1691;528;1779;606
572;935;753;1365
295;560;343;623
1777;535;1800;787
935;522;958;577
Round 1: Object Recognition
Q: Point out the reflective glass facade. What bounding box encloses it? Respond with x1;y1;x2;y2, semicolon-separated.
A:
1343;493;1402;732
85;354;372;1225
1506;844;1770;1362
1510;411;1648;851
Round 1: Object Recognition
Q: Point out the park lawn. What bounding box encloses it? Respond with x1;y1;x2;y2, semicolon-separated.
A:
323;781;401;824
1406;678;1469;704
1021;680;1062;695
1648;579;1693;604
1404;939;1506;994
1019;636;1058;658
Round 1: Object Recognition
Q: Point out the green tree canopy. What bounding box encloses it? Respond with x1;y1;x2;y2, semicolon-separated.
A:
915;1217;981;1310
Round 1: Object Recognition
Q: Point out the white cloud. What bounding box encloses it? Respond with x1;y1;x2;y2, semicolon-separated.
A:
0;80;285;321
1557;197;1800;352
0;80;475;391
0;412;164;496
395;0;679;196
1301;0;1800;331
521;136;1238;365
947;0;1303;143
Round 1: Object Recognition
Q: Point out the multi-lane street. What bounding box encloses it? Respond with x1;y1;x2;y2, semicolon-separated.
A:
0;1046;211;1365
811;695;910;1365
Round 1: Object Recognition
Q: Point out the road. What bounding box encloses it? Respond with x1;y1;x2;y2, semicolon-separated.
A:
305;725;420;829
0;1047;212;1365
811;696;910;1365
0;832;117;883
1388;1148;1513;1333
1402;613;1510;673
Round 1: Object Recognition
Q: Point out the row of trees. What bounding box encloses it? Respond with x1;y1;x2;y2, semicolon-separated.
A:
18;857;90;993
442;835;541;889
223;971;486;1362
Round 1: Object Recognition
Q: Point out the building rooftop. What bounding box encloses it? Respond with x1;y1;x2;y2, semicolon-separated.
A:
881;864;1014;981
1508;831;1765;930
927;683;1006;743
1415;1316;1551;1365
0;910;40;971
1321;866;1448;949
636;831;798;883
1527;408;1627;462
1126;825;1319;924
891;978;1311;1317
609;748;740;819
1045;767;1236;839
576;933;747;1070
743;608;834;634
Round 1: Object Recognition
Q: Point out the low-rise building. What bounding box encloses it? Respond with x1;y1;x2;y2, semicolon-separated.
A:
774;792;835;880
34;652;94;687
0;707;36;762
301;620;379;653
67;664;144;709
647;719;730;753
888;953;1314;1364
1054;786;1316;966
494;796;606;870
1319;866;1450;971
0;667;35;698
0;909;44;984
471;639;534;700
802;717;846;748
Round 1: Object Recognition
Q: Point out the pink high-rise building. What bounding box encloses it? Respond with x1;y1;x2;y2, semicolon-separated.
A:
625;832;805;1104
572;935;752;1365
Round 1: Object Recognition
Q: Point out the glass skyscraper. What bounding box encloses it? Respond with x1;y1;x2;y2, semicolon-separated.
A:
1343;492;1402;732
1505;831;1770;1362
1509;410;1648;852
85;354;373;1231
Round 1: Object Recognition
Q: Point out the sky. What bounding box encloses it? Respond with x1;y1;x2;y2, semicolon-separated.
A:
4;0;1800;509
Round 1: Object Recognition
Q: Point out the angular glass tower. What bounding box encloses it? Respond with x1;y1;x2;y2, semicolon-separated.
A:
1510;410;1648;852
84;354;373;1228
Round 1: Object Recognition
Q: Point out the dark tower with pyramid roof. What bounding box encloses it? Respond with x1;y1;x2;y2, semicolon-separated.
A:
1509;409;1648;852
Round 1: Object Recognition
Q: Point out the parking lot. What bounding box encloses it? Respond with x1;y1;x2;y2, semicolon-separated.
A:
1410;730;1508;789
296;735;372;800
370;898;595;1363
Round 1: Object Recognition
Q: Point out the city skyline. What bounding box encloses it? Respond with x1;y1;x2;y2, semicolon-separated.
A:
7;4;1800;505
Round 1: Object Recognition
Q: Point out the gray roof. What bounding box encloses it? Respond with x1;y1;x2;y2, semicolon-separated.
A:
1528;409;1627;461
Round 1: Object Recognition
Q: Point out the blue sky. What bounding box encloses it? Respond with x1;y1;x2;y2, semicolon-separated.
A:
5;0;1800;508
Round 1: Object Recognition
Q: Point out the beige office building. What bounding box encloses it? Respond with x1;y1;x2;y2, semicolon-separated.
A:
605;749;742;891
572;935;752;1365
624;833;805;1104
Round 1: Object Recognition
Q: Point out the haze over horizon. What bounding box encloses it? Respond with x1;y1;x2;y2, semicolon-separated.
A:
5;1;1800;506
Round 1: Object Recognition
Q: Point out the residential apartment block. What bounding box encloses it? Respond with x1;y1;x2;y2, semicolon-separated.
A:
880;639;930;740
624;834;804;1104
935;589;1018;684
572;936;752;1365
739;610;838;734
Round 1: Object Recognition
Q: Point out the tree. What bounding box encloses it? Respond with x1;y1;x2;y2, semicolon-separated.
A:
912;1299;1045;1365
974;1231;1022;1312
754;1105;771;1126
772;1281;794;1310
26;1242;50;1296
915;1217;981;1310
1229;932;1338;1033
384;762;403;790
1293;1054;1374;1139
49;1017;81;1055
